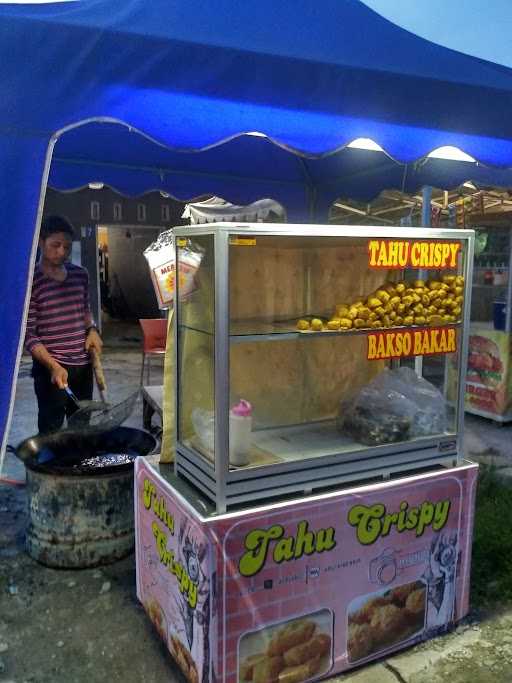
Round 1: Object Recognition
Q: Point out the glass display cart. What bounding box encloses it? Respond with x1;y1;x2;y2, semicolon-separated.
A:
173;224;474;511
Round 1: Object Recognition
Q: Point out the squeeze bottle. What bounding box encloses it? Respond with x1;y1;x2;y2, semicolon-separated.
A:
229;400;252;466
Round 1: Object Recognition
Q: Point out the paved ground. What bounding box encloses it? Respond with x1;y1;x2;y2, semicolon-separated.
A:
1;325;512;682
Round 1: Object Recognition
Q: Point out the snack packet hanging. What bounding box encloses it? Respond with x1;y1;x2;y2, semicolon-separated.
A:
143;230;202;308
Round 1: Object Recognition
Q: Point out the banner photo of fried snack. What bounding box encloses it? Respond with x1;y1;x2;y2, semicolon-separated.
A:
347;580;426;663
239;610;332;683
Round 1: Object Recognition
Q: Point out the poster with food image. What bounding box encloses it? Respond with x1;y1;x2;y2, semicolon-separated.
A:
347;580;426;663
463;327;511;416
467;333;505;388
151;258;199;308
238;610;332;683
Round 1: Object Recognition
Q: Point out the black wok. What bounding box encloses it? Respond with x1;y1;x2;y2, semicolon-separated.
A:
13;426;156;476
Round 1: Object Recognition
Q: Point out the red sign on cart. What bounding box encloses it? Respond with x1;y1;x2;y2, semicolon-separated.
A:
367;326;457;360
368;240;461;269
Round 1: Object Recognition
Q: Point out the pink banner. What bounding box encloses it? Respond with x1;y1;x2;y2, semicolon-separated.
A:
135;459;478;683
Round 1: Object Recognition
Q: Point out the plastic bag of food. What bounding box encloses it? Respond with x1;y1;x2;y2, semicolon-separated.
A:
389;366;447;437
337;378;414;446
338;367;447;445
143;230;202;309
191;408;214;453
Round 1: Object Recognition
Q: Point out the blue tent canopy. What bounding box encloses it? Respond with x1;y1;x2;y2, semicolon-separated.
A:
50;123;512;216
2;0;512;452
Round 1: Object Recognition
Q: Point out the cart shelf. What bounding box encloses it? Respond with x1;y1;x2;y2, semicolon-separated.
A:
179;321;462;343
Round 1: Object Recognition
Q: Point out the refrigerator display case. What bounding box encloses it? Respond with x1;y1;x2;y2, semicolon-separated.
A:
464;216;512;421
173;224;474;511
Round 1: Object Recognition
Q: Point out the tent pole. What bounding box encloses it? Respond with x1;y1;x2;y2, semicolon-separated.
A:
416;185;432;378
421;185;432;227
308;186;318;222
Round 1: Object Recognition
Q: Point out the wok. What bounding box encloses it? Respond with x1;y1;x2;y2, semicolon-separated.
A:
13;426;156;475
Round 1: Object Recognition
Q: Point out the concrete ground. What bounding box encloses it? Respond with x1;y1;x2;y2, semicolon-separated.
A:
1;323;512;682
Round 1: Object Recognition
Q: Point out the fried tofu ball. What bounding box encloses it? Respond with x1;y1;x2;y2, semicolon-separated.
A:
405;588;426;616
370;604;407;646
253;656;284;683
267;620;316;656
240;654;267;681
376;289;391;304
326;319;341;330
426;280;442;291
347;623;374;662
389;583;415;607
335;304;350;318
278;659;320;683
383;282;397;295
350;596;390;625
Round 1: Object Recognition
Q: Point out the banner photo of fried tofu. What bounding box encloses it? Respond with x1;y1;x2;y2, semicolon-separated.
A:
238;610;332;683
347;580;426;663
169;634;199;683
144;598;168;643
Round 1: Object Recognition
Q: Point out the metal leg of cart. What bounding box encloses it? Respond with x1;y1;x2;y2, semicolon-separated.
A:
141;385;163;433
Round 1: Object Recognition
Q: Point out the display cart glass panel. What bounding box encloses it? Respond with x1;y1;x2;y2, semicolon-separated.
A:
174;225;474;511
177;234;216;467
